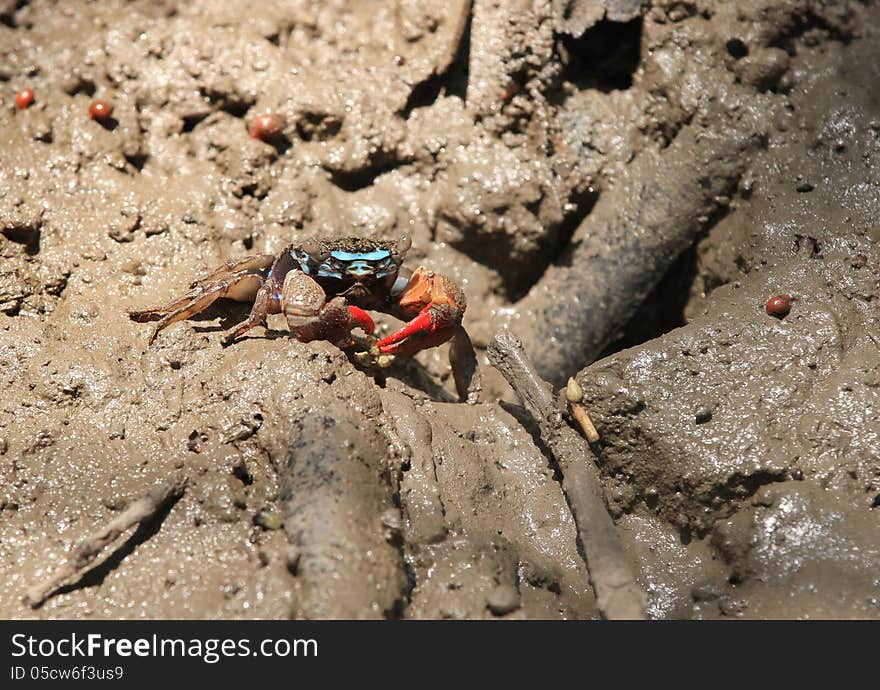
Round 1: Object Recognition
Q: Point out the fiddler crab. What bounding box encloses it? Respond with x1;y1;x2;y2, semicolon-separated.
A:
128;236;480;401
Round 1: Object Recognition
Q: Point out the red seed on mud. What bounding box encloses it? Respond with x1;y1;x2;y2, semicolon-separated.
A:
15;88;35;109
88;99;113;120
249;113;285;141
766;294;791;317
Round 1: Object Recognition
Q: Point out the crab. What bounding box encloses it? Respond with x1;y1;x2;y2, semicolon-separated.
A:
127;236;480;401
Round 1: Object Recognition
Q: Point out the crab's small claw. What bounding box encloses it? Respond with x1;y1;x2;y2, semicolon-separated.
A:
377;267;480;401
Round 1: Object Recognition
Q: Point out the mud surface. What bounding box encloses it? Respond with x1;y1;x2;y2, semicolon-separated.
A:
0;0;877;619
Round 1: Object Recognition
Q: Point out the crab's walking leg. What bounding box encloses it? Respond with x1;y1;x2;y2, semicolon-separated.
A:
128;269;264;345
189;254;275;288
220;276;281;345
129;253;276;344
449;326;482;403
220;250;297;345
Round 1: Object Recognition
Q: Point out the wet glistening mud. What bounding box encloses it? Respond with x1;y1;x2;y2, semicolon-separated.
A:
1;0;878;619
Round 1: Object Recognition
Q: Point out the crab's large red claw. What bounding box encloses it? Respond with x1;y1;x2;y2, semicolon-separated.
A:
376;267;480;402
376;267;466;357
376;306;460;357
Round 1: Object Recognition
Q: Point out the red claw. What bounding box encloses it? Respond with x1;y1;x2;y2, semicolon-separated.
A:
376;310;436;352
375;267;467;356
347;305;375;334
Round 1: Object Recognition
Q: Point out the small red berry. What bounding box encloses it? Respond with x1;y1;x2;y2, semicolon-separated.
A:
766;294;791;317
14;88;35;109
88;99;114;121
249;112;285;141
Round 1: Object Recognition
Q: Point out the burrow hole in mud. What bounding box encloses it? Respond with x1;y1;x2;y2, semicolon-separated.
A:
325;156;408;193
296;112;343;142
0;0;26;28
2;223;41;255
559;17;643;91
400;7;470;116
484;186;598;301
726;38;749;59
597;247;699;358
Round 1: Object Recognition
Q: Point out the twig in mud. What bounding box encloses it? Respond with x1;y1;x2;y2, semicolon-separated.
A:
487;329;646;620
25;476;188;608
566;376;600;444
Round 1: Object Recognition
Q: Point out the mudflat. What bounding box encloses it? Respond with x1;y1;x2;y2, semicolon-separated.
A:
1;0;877;619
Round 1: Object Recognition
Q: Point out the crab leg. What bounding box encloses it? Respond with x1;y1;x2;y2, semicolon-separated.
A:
221;276;281;345
188;254;275;288
347;306;375;335
376;306;461;355
128;269;264;345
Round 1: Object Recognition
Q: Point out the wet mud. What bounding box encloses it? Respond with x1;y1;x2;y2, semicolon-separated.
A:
0;0;877;618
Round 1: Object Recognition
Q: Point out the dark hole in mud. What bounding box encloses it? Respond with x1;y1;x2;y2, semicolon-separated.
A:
238;182;263;199
265;135;293;156
97;116;119;132
326;159;405;193
447;230;539;300
596;202;737;358
726;38;749;59
0;0;26;28
63;77;96;97
597;244;697;358
232;459;254;486
2;223;41;255
458;187;598;301
295;112;342;142
125;153;148;172
401;73;446;116
200;88;255;120
383;596;407;621
181;112;209;133
536;187;599;281
560;17;643;91
219;100;252;119
400;9;470;117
